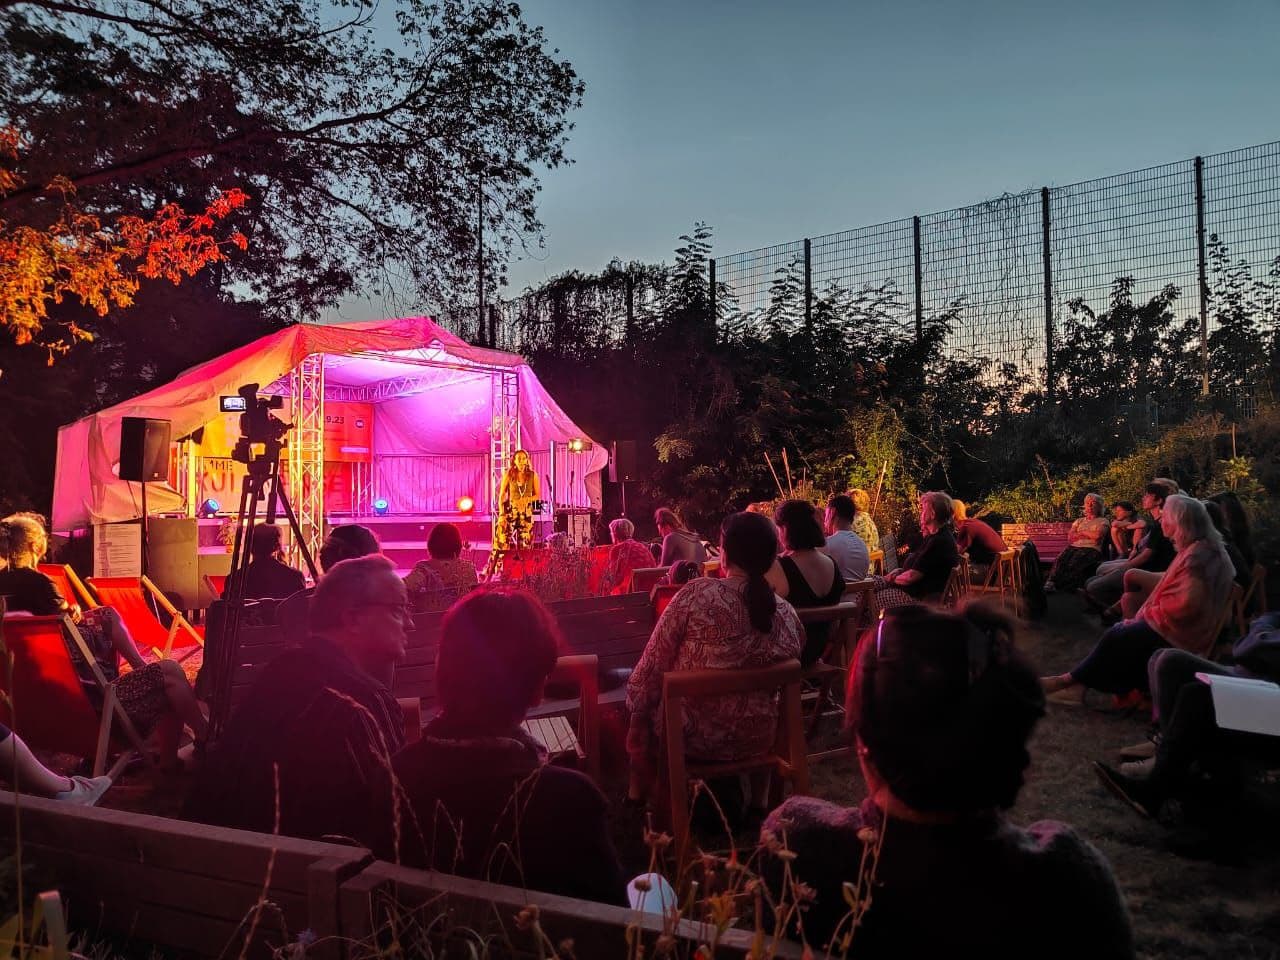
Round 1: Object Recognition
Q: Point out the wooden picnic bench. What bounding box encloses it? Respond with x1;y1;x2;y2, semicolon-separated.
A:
1000;522;1073;567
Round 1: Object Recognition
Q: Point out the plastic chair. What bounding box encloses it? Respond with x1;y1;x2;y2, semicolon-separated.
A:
86;576;204;660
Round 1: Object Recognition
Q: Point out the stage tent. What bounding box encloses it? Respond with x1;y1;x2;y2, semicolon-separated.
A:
52;316;608;531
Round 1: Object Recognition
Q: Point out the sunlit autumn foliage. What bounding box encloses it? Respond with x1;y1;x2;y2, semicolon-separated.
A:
0;126;248;361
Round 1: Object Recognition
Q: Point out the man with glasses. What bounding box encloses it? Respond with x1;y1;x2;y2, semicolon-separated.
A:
185;555;409;840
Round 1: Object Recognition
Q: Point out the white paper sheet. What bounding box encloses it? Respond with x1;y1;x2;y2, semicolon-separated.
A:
1197;672;1280;736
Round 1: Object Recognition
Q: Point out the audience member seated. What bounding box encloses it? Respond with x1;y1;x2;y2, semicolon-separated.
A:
625;511;803;804
655;507;707;567
1094;612;1280;859
821;494;871;581
1041;495;1235;705
404;522;475;613
1044;493;1110;593
668;559;702;585
1109;501;1138;557
230;523;306;600
277;523;382;645
371;588;627;904
0;722;112;805
767;499;844;665
849;488;880;553
185;555;407;840
1083;486;1174;616
952;499;1007;581
1208;490;1257;570
599;518;657;594
319;523;382;570
1204;501;1251;588
872;491;959;610
759;603;1132;956
0;512;207;772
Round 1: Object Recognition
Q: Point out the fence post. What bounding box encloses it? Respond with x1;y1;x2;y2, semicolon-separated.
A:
803;238;813;333
1040;187;1054;402
912;216;924;344
708;258;717;324
1194;155;1210;398
625;271;635;338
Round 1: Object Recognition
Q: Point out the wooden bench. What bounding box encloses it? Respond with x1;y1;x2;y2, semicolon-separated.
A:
339;860;804;959
1000;522;1073;567
0;790;803;960
0;790;370;960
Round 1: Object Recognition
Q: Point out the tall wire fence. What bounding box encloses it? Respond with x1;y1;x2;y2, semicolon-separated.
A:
711;139;1280;411
451;140;1280;416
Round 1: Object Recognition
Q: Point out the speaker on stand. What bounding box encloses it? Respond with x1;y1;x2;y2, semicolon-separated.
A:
609;440;637;516
119;416;172;575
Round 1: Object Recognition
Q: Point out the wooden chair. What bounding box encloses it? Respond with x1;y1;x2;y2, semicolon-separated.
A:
38;563;97;610
1235;563;1268;636
650;582;684;618
627;566;668;595
940;562;970;608
867;549;885;575
202;573;227;600
522;654;601;782
879;534;898;574
800;582;878;758
87;575;204;660
968;548;1021;614
662;659;809;869
1206;583;1245;660
0;612;150;778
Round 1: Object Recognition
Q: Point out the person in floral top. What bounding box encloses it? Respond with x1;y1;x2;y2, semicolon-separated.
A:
600;518;656;594
404;522;478;613
625;511;804;802
850;488;880;554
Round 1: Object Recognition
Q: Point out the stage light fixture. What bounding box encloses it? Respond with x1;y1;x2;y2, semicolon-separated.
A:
373;498;390;516
198;498;220;518
457;495;475;514
568;438;584;452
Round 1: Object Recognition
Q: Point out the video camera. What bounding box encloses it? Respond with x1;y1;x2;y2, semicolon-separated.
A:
219;383;291;466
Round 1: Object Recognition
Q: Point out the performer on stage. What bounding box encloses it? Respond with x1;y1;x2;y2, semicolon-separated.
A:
497;449;541;551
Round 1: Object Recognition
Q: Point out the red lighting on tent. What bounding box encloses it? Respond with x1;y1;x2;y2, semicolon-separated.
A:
457;495;475;514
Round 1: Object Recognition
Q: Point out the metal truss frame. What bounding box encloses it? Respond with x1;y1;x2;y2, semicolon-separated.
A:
288;354;325;567
489;369;520;535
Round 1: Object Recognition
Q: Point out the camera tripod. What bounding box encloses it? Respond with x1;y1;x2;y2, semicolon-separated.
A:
206;436;319;740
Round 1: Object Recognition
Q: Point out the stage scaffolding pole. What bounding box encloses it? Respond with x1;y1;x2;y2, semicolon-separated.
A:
289;354;325;571
488;368;521;553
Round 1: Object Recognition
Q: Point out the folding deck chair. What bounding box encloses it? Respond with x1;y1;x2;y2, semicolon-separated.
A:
87;576;204;661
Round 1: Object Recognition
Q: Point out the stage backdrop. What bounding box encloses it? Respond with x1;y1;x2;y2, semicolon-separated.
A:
52;317;607;530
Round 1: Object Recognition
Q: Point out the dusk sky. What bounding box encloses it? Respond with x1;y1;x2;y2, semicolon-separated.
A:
336;0;1280;317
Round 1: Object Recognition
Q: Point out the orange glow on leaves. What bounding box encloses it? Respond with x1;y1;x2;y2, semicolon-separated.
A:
0;126;250;361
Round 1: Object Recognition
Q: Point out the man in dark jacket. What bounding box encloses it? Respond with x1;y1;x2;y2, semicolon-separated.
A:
185;555;408;841
371;588;626;906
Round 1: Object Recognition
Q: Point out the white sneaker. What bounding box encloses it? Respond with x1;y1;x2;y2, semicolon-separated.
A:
54;775;112;807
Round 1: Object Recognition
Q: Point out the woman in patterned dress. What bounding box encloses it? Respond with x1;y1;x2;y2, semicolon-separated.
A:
497;449;541;551
625;511;804;803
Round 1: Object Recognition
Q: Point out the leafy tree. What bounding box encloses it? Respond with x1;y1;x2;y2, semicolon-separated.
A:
0;0;585;322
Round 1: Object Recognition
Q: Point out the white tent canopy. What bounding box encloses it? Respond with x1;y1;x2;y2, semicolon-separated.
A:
53;317;607;530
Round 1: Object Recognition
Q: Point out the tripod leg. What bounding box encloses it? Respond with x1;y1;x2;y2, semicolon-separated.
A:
274;482;319;582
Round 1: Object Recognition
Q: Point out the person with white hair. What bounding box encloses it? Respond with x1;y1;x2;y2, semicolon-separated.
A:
1041;495;1235;705
599;517;656;594
184;555;409;839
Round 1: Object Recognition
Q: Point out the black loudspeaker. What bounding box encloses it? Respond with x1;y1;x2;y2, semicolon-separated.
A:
609;440;637;483
119;417;172;482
